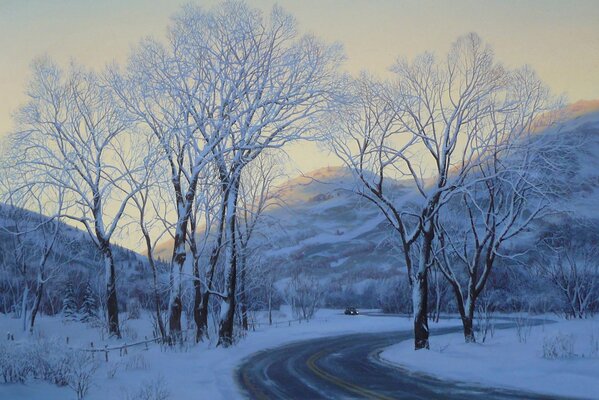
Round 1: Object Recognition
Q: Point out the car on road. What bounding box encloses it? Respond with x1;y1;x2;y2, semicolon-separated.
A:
344;307;359;315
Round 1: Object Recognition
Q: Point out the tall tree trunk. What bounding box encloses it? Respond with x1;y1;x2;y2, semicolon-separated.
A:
192;257;203;342
168;211;190;341
196;189;230;342
30;236;56;333
240;251;248;331
101;243;120;338
413;271;429;349
448;275;476;343
152;271;166;341
197;291;210;340
413;224;433;350
167;175;200;341
462;313;475;343
464;277;477;343
218;180;239;347
140;223;166;340
29;277;43;333
21;285;29;333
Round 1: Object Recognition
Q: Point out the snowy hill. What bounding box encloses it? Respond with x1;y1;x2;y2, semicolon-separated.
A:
260;167;408;278
249;102;599;298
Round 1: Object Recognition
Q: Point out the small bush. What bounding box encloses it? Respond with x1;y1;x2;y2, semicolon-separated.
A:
0;339;98;399
125;353;149;371
67;352;99;400
125;375;170;400
0;342;31;383
514;315;533;344
543;333;576;360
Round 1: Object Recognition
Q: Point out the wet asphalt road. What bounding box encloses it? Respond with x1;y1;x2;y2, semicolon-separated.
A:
236;319;569;400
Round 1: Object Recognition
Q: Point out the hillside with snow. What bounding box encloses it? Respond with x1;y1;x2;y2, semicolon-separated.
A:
0;204;155;316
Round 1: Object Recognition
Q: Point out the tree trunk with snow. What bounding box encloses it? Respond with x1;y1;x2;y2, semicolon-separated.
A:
192;256;203;342
239;252;249;331
167;182;197;340
20;286;29;333
218;180;240;347
29;278;43;333
99;241;120;338
413;216;436;350
168;227;185;340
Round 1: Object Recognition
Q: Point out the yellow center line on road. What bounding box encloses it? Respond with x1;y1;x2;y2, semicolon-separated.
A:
306;349;397;400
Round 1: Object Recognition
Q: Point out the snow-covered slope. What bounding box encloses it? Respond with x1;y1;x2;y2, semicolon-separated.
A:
260;167;407;280
0;203;152;313
255;103;599;295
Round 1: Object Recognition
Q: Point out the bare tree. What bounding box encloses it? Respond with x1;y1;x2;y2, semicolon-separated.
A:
11;59;140;337
0;154;67;333
236;152;285;330
123;140;172;340
329;34;545;349
434;66;560;342
284;273;324;321
187;168;222;342
157;2;341;347
27;185;65;333
538;225;599;319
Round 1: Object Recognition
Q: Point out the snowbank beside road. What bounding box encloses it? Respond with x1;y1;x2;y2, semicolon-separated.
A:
0;310;458;400
380;317;599;399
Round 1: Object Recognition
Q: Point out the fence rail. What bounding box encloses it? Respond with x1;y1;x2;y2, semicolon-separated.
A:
6;315;325;362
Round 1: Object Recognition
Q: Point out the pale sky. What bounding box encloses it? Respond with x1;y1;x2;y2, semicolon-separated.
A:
1;0;598;173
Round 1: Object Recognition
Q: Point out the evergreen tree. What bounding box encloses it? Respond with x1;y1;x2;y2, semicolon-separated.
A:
79;283;97;323
62;283;78;321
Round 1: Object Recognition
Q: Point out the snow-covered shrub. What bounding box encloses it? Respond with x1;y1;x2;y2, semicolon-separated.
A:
28;339;73;386
514;315;533;344
475;293;496;343
542;333;575;360
0;338;98;398
125;375;170;400
67;351;99;400
0;342;31;383
125;353;149;371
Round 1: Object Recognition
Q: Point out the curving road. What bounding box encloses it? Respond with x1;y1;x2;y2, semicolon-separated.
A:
236;320;566;400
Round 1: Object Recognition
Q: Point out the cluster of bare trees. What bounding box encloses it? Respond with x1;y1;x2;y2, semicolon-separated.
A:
1;2;341;346
329;33;561;348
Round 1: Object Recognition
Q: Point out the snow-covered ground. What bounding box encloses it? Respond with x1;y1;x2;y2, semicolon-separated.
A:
381;317;599;399
4;311;597;399
0;309;458;400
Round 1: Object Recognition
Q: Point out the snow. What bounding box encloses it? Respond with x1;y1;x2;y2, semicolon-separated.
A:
0;309;458;400
6;311;598;399
380;317;599;400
